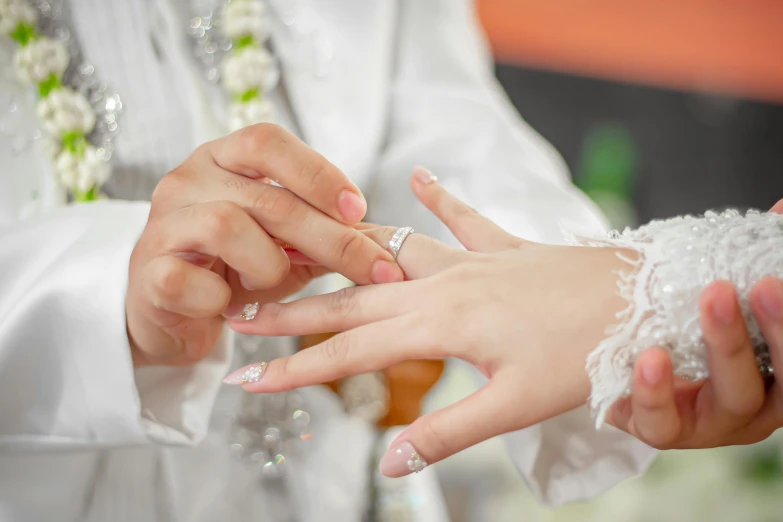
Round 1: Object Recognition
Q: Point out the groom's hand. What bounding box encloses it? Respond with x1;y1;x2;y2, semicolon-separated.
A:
126;124;402;367
609;198;783;448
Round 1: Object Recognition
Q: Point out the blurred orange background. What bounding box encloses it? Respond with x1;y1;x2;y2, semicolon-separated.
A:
476;0;783;104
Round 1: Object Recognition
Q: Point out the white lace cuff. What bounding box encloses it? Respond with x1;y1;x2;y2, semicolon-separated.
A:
572;209;783;426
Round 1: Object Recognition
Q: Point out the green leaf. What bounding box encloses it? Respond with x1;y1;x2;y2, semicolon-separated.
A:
62;131;88;157
38;74;63;98
236;35;256;49
576;123;637;200
74;185;98;203
236;88;260;103
10;23;36;46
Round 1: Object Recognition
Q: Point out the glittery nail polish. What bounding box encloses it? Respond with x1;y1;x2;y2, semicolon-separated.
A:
379;441;427;477
224;302;259;321
223;362;268;385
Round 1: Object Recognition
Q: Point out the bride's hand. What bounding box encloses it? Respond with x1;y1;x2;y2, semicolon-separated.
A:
225;168;631;476
608;198;783;449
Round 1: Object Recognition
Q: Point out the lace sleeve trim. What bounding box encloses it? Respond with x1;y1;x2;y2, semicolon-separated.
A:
568;209;783;427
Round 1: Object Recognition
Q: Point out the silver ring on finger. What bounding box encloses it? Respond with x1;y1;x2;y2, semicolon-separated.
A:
388;226;414;260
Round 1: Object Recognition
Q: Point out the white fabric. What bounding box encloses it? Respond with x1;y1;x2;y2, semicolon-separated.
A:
0;0;655;518
573;210;783;426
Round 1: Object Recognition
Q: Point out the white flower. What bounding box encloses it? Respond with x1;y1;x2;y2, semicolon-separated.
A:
56;145;111;194
36;87;96;136
0;0;37;35
221;46;278;95
13;36;69;85
221;0;270;40
228;98;275;131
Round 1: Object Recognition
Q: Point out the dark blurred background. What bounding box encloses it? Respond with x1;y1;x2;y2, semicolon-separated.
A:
497;67;783;222
477;0;783;227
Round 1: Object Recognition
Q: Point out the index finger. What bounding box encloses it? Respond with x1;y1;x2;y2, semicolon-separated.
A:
209;124;367;224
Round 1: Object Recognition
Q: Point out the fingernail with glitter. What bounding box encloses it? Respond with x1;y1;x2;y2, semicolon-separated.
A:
379;441;427;477
223;362;268;385
223;302;259;321
413;166;438;185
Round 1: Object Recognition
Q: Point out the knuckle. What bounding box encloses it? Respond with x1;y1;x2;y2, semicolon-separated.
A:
419;419;452;460
235;123;281;156
321;334;350;364
506;236;527;250
334;232;363;265
327;287;359;318
200;201;241;240
252;188;299;222
259;303;284;334
274;356;290;382
453;202;480;221
150;258;187;305
302;161;331;192
151;169;183;209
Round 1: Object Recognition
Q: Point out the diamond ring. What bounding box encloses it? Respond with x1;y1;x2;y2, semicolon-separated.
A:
388;226;414;260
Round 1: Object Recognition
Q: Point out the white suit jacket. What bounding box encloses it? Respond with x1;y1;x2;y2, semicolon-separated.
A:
0;0;656;520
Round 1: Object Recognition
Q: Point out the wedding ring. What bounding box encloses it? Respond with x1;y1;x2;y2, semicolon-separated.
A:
388;226;414;260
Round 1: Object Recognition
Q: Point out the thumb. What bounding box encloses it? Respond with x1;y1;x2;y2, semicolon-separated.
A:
410;166;527;253
378;379;514;477
771;199;783;214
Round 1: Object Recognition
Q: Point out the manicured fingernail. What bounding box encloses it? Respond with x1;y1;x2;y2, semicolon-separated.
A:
711;294;736;325
338;190;366;222
413;166;438;184
760;280;783;319
371;260;404;284
380;441;427;477
223;362;268;385
223;302;259;321
641;361;663;386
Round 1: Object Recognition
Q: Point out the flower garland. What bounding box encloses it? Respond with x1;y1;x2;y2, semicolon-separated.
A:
1;0;113;202
189;0;278;132
220;0;278;131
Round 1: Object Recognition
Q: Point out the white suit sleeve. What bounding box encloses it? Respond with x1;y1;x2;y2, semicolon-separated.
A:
366;0;657;506
0;201;231;450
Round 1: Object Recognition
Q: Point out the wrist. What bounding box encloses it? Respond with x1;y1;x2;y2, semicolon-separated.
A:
562;246;641;411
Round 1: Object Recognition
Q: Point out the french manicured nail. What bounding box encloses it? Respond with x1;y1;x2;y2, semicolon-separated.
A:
711;294;736;325
223;362;268;385
380;441;427;477
223;302;259;321
413;166;438;185
641;361;663;386
338;190;367;222
760;280;783;319
371;260;404;284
